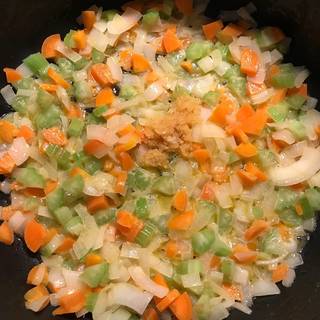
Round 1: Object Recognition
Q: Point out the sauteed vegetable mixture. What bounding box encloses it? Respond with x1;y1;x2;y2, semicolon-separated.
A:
1;1;320;319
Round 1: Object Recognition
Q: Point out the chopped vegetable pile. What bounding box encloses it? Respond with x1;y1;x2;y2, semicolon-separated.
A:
1;1;320;319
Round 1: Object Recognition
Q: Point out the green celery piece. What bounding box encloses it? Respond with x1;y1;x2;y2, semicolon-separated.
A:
101;9;118;21
186;41;214;61
74;80;92;102
94;208;117;226
40;235;62;257
67;118;85;137
11;96;28;115
299;196;315;220
278;209;303;227
228;152;240;164
192;227;215;255
220;259;234;283
83;156;102;174
86;112;105;125
46;187;64;212
65;216;83;236
271;64;296;88
268;101;290;122
214;41;230;61
227;76;246;98
275;188;299;211
62;175;84;205
57;58;74;80
151;214;169;234
172;85;189;101
45;144;72;170
35;104;61;130
256;27;283;49
73;57;90;71
286;94;306;110
218;209;233;234
152;176;176;196
142;11;160;29
135;221;158;247
134;197;149;219
203;91;220;107
15;78;35;90
120;84;138;100
288;120;306;139
211;233;231;257
85;292;98;312
259;228;286;255
37;89;55;109
304;188;320;211
80;263;109;288
192;201;216;232
176;261;189;275
258;149;276;168
92;48;105;64
14;167;45;188
127;169;151;191
64;30;76;48
23;53;49;76
24;198;40;211
93;106;108;117
252;207;264;219
54;207;74;226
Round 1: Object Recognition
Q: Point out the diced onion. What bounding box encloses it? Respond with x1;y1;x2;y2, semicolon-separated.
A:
94;20;109;33
251;279;280;296
87;125;119;147
248;65;266;84
251;88;274;105
192;123;226;142
144;81;164;101
272;129;295;145
143;44;157;63
181;273;202;288
282;268;296;288
62;269;84;290
73;70;88;82
229;174;243;196
120;242;140;259
16;63;33;77
1;85;16;104
295;69;310;88
9;137;30;166
93;225;107;250
286;253;304;268
107;57;123;82
197;56;215;73
25;296;49;312
87;28;110;52
213;183;233;208
215;61;231;76
106;114;135;132
233;266;249;285
134;30;147;54
84;172;115;196
56;86;71;109
303;96;318;110
270;49;283;65
233;302;252;315
16;89;35;97
147;254;173;277
55;41;82;62
8;211;28;235
303;218;317;232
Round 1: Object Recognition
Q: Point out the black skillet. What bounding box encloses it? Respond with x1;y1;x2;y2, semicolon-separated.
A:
1;0;320;319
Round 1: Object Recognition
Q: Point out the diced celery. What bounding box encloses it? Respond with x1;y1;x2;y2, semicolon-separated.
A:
23;53;49;76
94;208;117;226
127;169;151;191
101;9;118;21
85;292;98;312
86;112;105;125
172;85;189;100
45;144;72;170
57;57;74;80
214;41;230;61
14;167;45;188
227;76;246;97
299;197;315;220
65;216;83;236
64;30;76;48
192;201;216;232
24;198;40;211
15;78;35;90
288;120;306;139
40;234;63;257
73;57;90;71
192;227;215;255
218;209;233;234
256;27;283;49
120;84;138;100
271;64;296;88
93;106;108;117
186;41;214;61
73;152;102;175
268;101;289;122
135;221;158;247
62;175;84;205
35;104;61;130
228;152;240;164
259;228;286;255
152;176;176;196
211;232;231;257
278;209;303;227
80;263;109;288
224;64;242;80
46;187;64;212
275;188;299;211
74;81;92;102
92;48;105;64
67;118;85;137
304;188;320;211
258;149;276;168
203;91;220;107
54;207;74;226
286;94;306;110
134;197;149;219
37;89;55;109
129;315;140;320
252;207;264;219
220;259;234;283
11;96;28;115
142;11;160;29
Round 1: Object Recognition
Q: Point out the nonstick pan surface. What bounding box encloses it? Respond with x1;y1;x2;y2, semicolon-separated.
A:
1;1;320;319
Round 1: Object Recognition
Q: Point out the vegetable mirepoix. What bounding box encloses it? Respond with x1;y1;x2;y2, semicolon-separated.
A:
0;1;318;320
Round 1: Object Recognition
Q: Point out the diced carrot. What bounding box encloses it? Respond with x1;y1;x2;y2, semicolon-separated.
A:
166;240;178;258
114;171;128;194
202;20;224;40
173;189;188;212
272;263;289;283
235;142;257;158
56;237;75;254
245;162;268;182
91;63;113;87
210;256;221;269
17;125;34;143
236;104;255;122
218;23;245;44
246;81;267;96
87;195;109;213
85;253;103;266
118;125;135;137
114;132;140;153
41;34;61;59
1;206;13;221
223;284;242;301
22;187;45;198
232;244;257;264
70;167;90;179
57;290;85;314
145;71;159;84
103;159;114;172
116;210;144;242
169;292;193;320
73;30;87;50
132;53;151;73
96;87;115;106
278;223;290;240
42;228;58;246
175;0;193;16
24;285;49;311
180;60;193;74
237;169;258;187
84;140;106;156
288;84;307;97
39;83;58;92
192;149;210;164
118;152;135;171
42;127;67;146
47;67;70;89
0;222;14;245
240;48;259;77
0;153;16;174
67;105;83;119
119;49;133;71
143;307;159;320
0;120;18;143
168;210;194;231
229;126;249;144
156;289;180;312
240;108;268;136
295;203;303;216
153;273;168;288
27;263;48;286
210;99;234;126
266;64;280;85
244;219;269;241
163;29;182;53
267;27;285;43
3;67;22;84
24;220;47;253
82;11;96;31
200;181;215;201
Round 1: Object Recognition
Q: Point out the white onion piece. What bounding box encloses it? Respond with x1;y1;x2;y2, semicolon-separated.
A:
134;30;147;54
281;141;307;159
25;296;49;312
233;302;252;315
16;89;35;97
251;279;280;296
87;28;110;52
48;268;65;291
148;254;173;277
197;56;215;73
106;114;134;132
282;268;296;288
192;123;226;142
107;283;153;315
303;218;317;232
251;88;274;105
144;81;164;101
286;253;304;268
248;64;266;84
84;172;115;196
229;40;241;64
143;44;157;63
107;8;142;35
200;108;212;121
120;242;140;259
215;61;231;76
229;174;243;196
29;263;47;286
56;86;71;108
93;225;107;250
270;49;283;65
73;70;88;82
233;266;249;285
128;266;169;298
87;125;119;147
181;273;202;288
8;211;28;235
94;20;109;33
272;129;295;145
9;137;30;166
16;63;33;77
308;170;320;187
269;147;320;186
303;96;318;110
1;85;16;104
0;180;11;194
295;69;310;88
62;269;84;290
107;57;123;82
55;41;82;62
301;109;320;140
213;183;233;208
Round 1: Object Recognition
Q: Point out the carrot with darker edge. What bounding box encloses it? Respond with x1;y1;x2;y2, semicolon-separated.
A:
172;189;188;212
3;68;22;84
24;220;47;253
47;67;70;89
244;220;269;241
0;153;16;174
143;307;159;320
17;125;34;143
163;29;182;53
73;30;87;50
235;142;257;158
272;263;289;283
86;196;109;213
81;11;96;31
42;127;67;146
91;63;113;87
169;292;193;320
41;34;61;59
240;48;259;77
118;152;135;171
175;0;193;15
132;53;151;73
96;87;115;106
84;140;106;156
202;20;223;40
0;222;14;245
168;211;194;231
156;289;180;312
